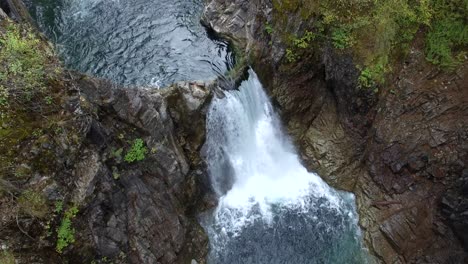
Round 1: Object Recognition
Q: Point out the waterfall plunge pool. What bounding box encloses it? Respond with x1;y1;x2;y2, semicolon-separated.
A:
201;70;369;264
27;0;370;262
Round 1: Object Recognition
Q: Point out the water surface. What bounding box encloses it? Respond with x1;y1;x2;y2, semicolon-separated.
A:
27;0;230;86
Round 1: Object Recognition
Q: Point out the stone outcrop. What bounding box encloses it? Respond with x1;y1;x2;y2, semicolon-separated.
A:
67;75;214;263
0;39;214;264
202;1;468;263
1;4;216;262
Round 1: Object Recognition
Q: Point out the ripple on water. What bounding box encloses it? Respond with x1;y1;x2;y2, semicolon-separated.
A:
27;0;230;86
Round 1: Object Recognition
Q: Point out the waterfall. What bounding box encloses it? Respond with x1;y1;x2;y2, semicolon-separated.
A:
202;70;368;264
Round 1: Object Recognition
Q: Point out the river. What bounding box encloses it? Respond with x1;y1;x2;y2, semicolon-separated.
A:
27;0;368;263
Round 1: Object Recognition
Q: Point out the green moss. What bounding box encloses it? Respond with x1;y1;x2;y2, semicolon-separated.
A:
18;189;48;218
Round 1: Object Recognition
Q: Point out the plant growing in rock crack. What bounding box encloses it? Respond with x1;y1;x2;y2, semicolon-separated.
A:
124;138;148;163
265;23;274;35
286;49;299;62
358;60;387;92
54;200;63;214
331;27;353;49
56;206;78;253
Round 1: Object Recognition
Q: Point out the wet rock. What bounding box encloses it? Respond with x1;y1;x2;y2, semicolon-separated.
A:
202;0;468;262
72;75;214;263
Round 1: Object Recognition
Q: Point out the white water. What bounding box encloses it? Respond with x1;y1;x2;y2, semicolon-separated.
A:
202;70;367;263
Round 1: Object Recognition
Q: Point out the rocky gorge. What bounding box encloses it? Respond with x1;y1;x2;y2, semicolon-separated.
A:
0;0;467;263
1;1;216;262
202;0;468;263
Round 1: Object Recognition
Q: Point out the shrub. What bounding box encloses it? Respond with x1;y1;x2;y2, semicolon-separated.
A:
272;0;466;83
0;24;50;114
358;60;387;90
425;0;468;69
56;206;79;253
331;27;353;49
124;138;148;163
18;190;48;218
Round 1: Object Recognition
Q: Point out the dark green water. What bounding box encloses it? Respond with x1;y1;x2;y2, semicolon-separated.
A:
26;0;230;86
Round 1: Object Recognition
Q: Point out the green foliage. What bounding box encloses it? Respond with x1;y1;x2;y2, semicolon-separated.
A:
124;139;148;163
425;0;468;69
0;24;51;115
285;48;299;62
0;250;15;264
284;31;316;62
272;0;467;83
331;27;353;49
45;95;53;105
291;31;316;49
54;200;63;214
56;206;79;253
18;190;48;218
358;61;387;90
265;23;274;35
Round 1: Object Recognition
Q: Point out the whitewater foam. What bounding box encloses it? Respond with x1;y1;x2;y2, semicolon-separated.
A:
202;69;367;264
205;70;341;214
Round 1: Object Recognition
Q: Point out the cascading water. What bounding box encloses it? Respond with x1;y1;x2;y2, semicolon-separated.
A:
202;70;368;264
28;0;369;261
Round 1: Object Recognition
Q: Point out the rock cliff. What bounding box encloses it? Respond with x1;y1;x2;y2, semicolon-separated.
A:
202;0;468;263
0;3;215;262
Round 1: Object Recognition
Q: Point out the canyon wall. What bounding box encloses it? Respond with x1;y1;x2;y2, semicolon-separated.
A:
202;0;468;263
0;3;214;262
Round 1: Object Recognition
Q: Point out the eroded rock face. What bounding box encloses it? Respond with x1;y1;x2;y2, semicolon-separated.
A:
0;2;215;262
202;1;468;263
0;70;214;263
70;75;214;264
